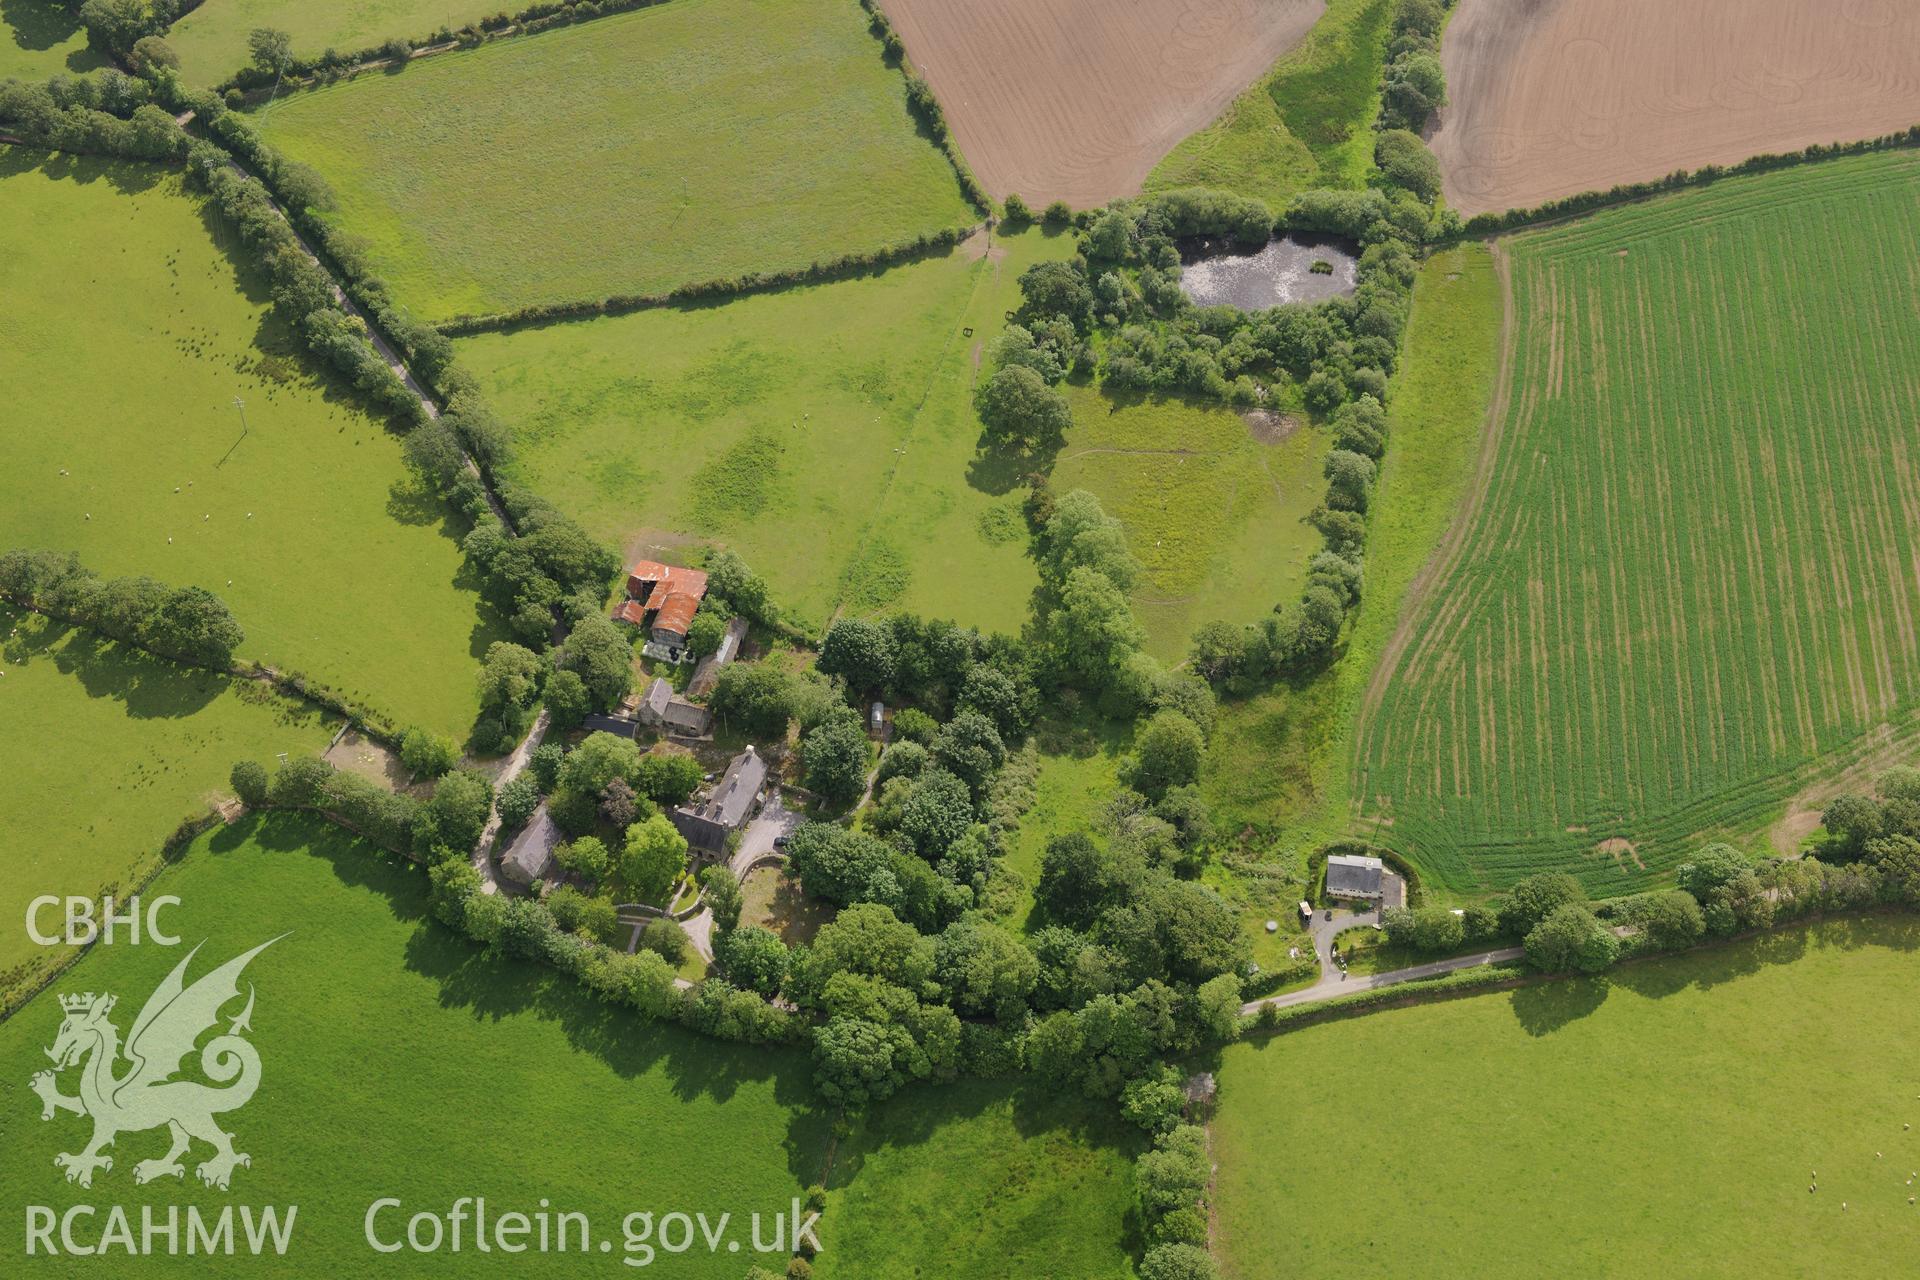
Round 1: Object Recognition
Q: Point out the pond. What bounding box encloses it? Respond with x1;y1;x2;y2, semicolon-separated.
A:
1178;234;1360;310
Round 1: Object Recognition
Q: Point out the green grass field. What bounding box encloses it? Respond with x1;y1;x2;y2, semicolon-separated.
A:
2;814;831;1277
1145;0;1393;207
165;0;501;85
0;150;501;737
458;228;1074;636
1212;917;1920;1278
1053;389;1328;660
1356;155;1920;895
4;813;1147;1275
249;0;977;322
815;1077;1139;1279
0;606;333;994
1203;244;1502;849
0;0;105;80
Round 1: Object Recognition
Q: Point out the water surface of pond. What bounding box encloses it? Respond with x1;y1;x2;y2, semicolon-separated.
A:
1179;235;1360;310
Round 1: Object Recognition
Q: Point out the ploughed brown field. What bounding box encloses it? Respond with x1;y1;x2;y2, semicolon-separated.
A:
877;0;1323;208
1430;0;1920;216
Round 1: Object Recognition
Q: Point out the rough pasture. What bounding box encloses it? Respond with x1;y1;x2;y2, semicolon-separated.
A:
1431;0;1920;216
165;0;501;84
0;606;333;993
1052;389;1328;660
1212;917;1920;1278
456;228;1074;638
1355;154;1920;894
1147;0;1394;206
877;0;1324;208
249;0;977;322
0;151;500;737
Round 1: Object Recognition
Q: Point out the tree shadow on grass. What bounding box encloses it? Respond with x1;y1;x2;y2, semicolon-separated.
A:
237;811;836;1178
1508;975;1609;1037
821;1073;1145;1262
0;0;83;53
1611;915;1920;1004
18;146;167;196
38;623;225;720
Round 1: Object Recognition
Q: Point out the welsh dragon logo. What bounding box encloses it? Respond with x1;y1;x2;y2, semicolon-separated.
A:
30;937;283;1191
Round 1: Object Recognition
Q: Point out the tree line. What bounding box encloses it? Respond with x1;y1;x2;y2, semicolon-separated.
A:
1;549;244;670
854;0;992;215
434;225;978;337
1454;126;1920;238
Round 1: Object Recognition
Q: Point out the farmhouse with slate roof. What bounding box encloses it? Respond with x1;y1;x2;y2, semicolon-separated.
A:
670;745;768;855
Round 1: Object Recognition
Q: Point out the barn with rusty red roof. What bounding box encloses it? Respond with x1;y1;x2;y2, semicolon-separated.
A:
617;560;709;660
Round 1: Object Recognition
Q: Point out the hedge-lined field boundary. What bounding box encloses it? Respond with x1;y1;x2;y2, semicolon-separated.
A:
434;223;980;336
1450;125;1920;239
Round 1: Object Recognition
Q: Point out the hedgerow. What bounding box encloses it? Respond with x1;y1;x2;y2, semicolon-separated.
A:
435;225;977;337
1453;126;1920;239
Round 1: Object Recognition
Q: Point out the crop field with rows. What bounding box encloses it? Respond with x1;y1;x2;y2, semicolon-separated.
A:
1355;153;1920;894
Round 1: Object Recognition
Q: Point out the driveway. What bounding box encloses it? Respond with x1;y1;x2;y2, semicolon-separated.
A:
731;792;800;874
660;790;802;969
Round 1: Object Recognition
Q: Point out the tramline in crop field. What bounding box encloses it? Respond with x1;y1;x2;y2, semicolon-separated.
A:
1356;152;1920;894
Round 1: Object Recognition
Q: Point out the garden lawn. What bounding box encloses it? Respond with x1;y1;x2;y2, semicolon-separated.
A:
1146;0;1394;207
1357;155;1920;894
1053;388;1329;660
1201;242;1501;856
0;0;104;79
248;0;978;323
740;863;834;948
814;1077;1140;1279
458;227;1075;637
0;150;502;738
0;606;333;997
1213;916;1920;1278
165;0;502;86
0;813;832;1277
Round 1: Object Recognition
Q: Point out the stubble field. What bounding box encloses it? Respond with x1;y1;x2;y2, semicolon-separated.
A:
1355;153;1920;894
878;0;1324;208
248;0;977;323
1431;0;1920;216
